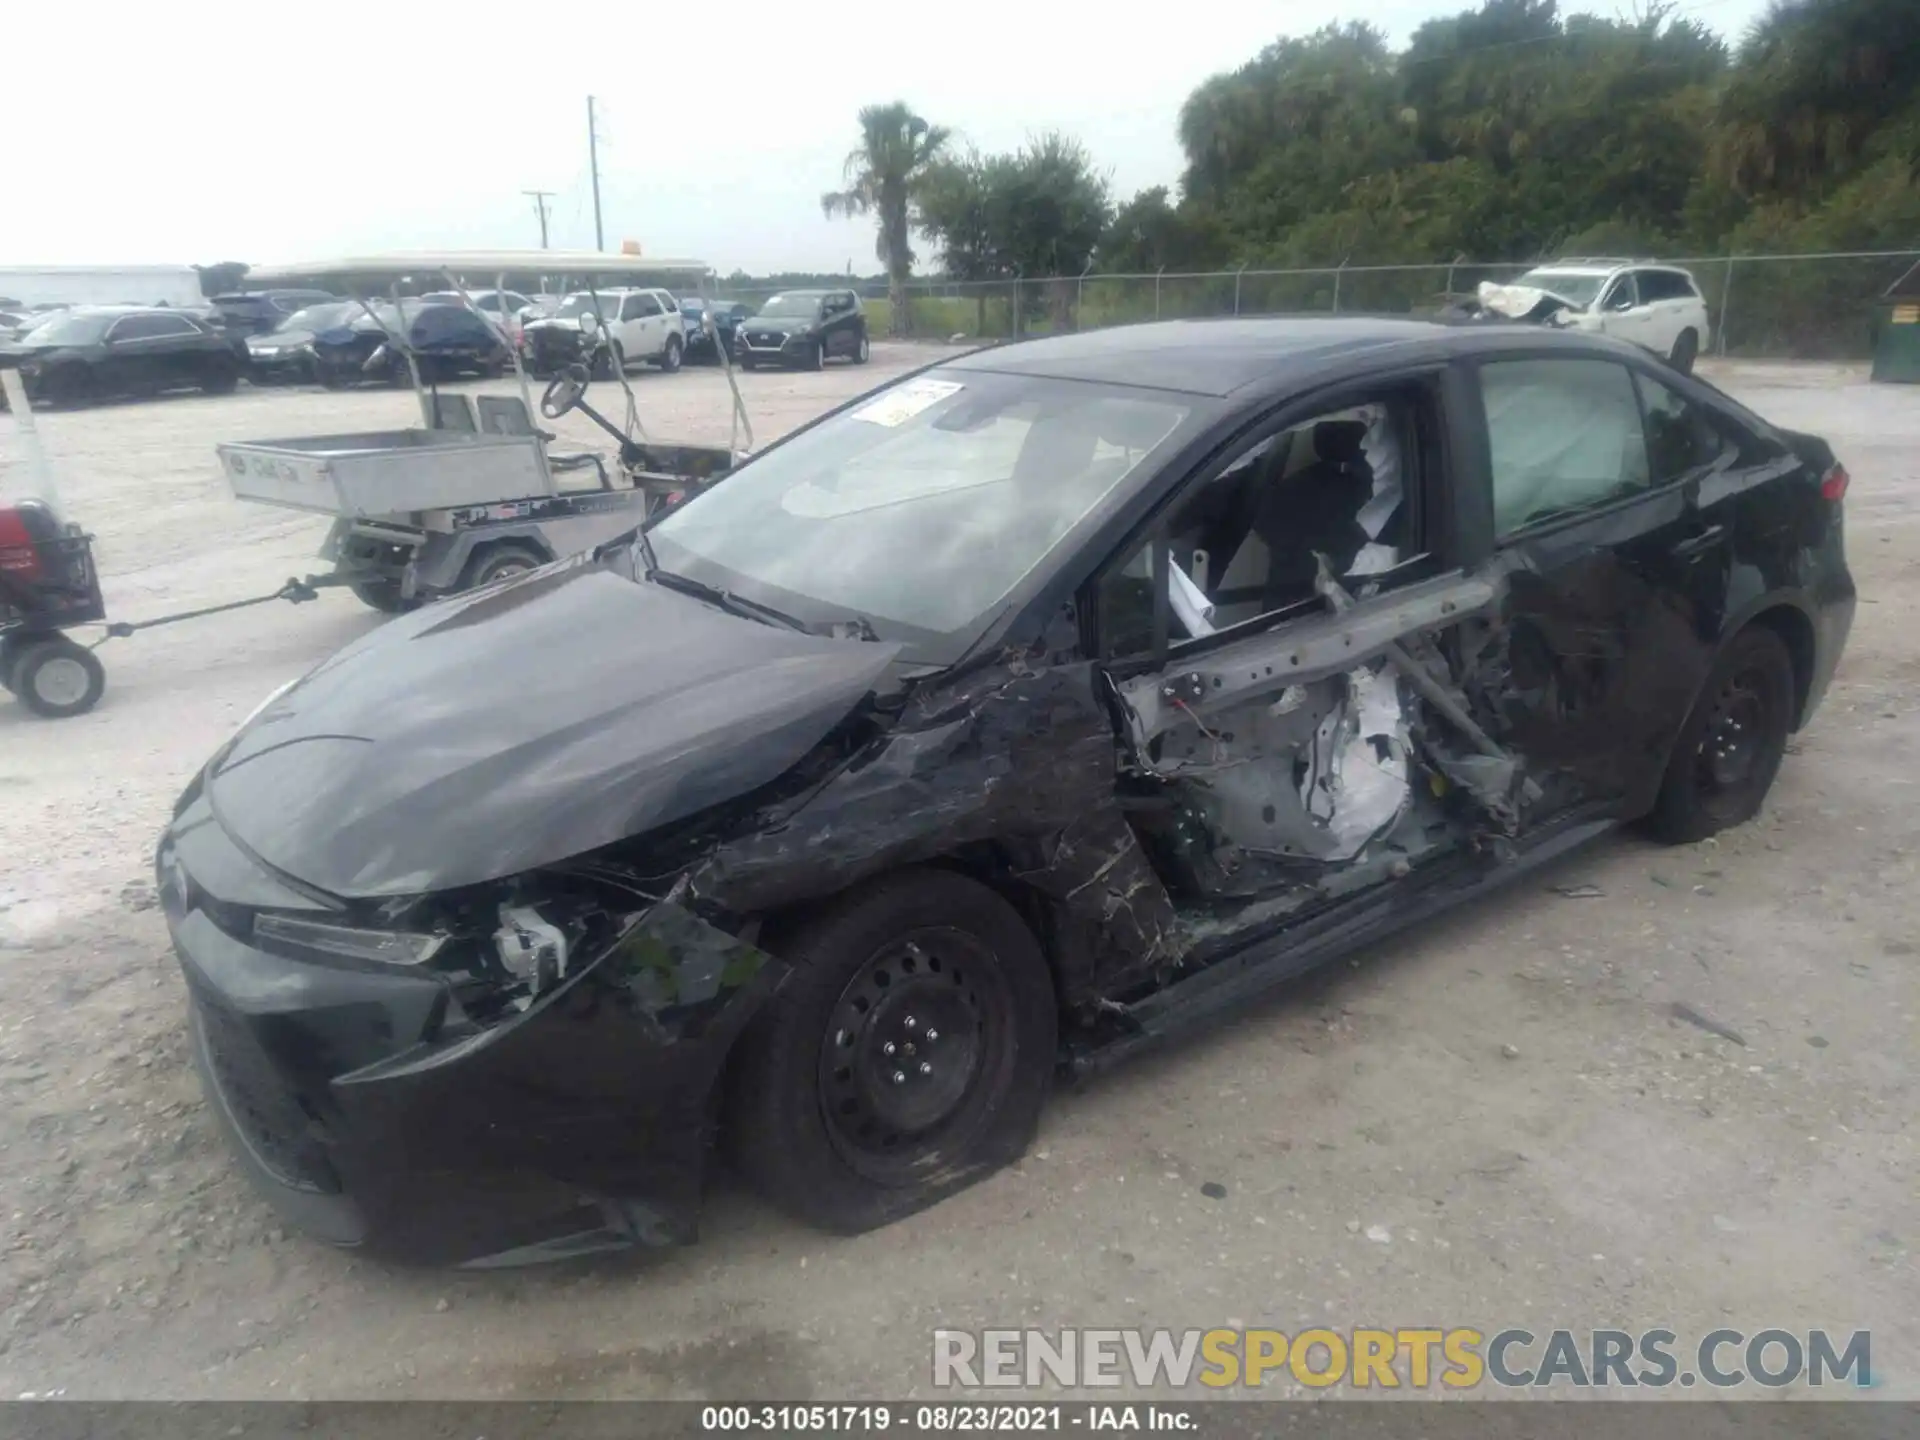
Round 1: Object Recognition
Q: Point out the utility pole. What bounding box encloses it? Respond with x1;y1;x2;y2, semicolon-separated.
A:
522;190;554;249
586;96;605;252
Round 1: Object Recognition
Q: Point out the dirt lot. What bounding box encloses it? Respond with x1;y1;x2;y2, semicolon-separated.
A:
0;352;1912;1400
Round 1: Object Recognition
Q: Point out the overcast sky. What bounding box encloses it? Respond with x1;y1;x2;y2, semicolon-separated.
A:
8;0;1770;278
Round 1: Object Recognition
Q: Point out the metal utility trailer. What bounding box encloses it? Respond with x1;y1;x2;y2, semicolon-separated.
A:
220;251;754;610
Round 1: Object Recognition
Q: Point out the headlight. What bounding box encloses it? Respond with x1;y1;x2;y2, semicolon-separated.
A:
493;904;569;991
254;912;447;967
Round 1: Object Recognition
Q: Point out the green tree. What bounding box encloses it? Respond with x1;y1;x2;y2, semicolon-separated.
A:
821;102;952;337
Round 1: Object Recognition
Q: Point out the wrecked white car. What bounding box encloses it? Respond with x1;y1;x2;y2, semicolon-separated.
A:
157;317;1852;1265
1469;262;1713;374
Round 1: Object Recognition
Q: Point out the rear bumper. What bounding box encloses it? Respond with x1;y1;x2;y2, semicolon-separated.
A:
157;806;783;1266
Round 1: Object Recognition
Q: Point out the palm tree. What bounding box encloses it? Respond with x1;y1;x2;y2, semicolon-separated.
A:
821;102;951;337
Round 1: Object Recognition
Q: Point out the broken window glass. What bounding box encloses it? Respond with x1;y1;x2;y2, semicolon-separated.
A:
1483;359;1651;537
1097;391;1426;655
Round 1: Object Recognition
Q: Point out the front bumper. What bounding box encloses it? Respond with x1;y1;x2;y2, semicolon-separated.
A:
157;794;783;1266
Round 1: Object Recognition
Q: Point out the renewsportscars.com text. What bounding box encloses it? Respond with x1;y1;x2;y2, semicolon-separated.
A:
932;1327;1872;1390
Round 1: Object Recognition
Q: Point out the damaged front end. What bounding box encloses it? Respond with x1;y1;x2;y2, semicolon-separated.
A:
161;791;786;1265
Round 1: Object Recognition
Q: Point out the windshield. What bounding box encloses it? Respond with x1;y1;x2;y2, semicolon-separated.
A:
756;293;823;319
556;292;620;319
1514;269;1608;307
648;370;1201;660
273;302;357;334
20;312;112;345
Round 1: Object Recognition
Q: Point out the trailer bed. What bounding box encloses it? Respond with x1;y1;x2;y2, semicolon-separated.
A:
218;429;556;519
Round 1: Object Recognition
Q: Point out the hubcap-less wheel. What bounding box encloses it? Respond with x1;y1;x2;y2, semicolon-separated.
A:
1698;666;1768;794
855;334;871;363
32;656;91;709
818;930;1010;1184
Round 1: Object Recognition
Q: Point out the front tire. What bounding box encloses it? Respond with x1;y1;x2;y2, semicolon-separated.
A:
804;340;824;372
1669;329;1699;375
725;869;1056;1233
1645;626;1795;844
657;335;683;373
853;332;871;364
740;354;758;372
348;578;411;613
14;637;106;718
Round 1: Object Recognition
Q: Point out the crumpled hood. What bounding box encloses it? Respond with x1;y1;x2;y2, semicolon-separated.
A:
1475;281;1582;323
207;557;901;899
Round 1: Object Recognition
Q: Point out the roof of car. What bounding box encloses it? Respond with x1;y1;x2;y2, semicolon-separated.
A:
942;316;1481;398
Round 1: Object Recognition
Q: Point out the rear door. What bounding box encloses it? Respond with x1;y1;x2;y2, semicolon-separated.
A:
1458;351;1722;817
99;314;174;392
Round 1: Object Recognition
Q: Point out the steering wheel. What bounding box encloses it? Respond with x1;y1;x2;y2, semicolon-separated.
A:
541;364;589;419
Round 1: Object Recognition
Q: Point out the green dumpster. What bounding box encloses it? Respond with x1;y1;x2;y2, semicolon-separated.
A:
1871;262;1920;384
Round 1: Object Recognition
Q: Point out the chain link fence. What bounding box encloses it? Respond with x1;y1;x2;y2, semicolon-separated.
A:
722;251;1918;360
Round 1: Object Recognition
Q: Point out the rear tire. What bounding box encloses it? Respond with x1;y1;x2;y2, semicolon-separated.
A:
1669;329;1699;375
14;637;106;719
1645;626;1795;844
201;355;240;395
725;869;1056;1233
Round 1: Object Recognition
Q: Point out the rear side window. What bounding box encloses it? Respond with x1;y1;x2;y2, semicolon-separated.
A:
1636;270;1699;303
1634;373;1734;483
1482;359;1650;537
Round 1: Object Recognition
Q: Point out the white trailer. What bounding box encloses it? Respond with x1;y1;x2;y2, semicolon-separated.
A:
0;265;204;310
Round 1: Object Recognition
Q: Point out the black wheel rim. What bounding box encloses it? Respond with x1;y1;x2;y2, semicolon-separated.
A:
817;929;1013;1183
1696;663;1772;796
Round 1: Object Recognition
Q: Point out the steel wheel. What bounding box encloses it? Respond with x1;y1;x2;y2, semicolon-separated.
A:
818;929;1013;1183
1647;625;1794;843
725;869;1056;1232
1697;666;1768;795
14;638;106;719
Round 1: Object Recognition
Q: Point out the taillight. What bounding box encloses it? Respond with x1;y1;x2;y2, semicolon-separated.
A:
1820;463;1850;502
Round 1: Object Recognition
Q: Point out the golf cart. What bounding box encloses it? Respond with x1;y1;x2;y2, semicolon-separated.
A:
215;253;754;612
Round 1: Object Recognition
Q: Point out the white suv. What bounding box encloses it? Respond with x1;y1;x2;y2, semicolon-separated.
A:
527;287;687;373
1481;261;1713;373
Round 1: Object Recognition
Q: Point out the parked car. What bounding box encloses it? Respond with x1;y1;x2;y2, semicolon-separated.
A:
419;288;535;347
679;296;752;362
245;301;365;385
309;300;511;387
1473;261;1713;373
208;289;341;338
1;306;242;405
520;288;687;375
737;288;870;370
157;317;1851;1265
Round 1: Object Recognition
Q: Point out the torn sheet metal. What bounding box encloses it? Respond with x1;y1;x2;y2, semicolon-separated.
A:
1144;666;1412;866
1116;569;1500;743
688;657;1182;992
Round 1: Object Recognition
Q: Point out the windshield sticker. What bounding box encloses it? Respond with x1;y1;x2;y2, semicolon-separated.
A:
850;379;964;428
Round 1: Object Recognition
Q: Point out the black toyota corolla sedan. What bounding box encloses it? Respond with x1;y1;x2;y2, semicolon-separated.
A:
157;318;1854;1265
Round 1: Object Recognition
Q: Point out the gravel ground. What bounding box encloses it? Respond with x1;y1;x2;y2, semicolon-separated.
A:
0;352;1912;1401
